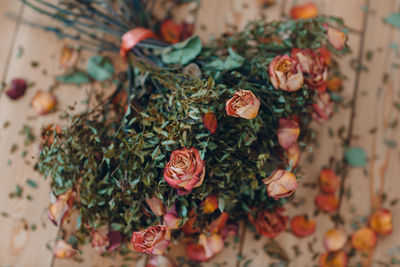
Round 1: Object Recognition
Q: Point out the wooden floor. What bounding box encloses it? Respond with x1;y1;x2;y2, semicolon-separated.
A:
0;0;399;266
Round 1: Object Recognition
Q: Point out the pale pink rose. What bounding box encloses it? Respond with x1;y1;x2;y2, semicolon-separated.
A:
131;225;171;255
263;170;298;199
225;90;260;119
269;55;304;92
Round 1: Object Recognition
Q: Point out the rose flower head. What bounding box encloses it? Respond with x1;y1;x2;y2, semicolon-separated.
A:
263;170;298;199
290;3;318;19
277;118;300;150
225;90;260;119
131;225;171;255
249;208;287;238
369;209;393;235
351;227;377;251
323;229;347;252
163;147;205;192
269;54;304;92
186;233;224;262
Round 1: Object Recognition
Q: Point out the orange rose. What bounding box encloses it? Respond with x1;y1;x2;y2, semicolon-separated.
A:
225;90;260;119
312;92;334;123
163;147;205;192
351;227;377;251
290;3;318;19
325;25;346;50
263;170;298;199
369;209;393;235
292;48;328;92
249;208;287;238
269;54;304;92
131;225;171;255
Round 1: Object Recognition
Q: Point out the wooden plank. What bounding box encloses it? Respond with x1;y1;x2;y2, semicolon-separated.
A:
238;0;365;266
339;0;400;265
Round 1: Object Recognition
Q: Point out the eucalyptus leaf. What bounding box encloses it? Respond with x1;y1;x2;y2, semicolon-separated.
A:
56;70;90;85
161;35;202;65
87;55;114;81
344;147;367;167
384;13;400;28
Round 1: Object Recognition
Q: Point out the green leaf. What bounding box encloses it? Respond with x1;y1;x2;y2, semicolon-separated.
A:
344;147;367;167
26;179;38;188
87;56;114;81
384;13;400;28
209;47;245;71
56;70;90;85
161;35;202;65
218;198;225;212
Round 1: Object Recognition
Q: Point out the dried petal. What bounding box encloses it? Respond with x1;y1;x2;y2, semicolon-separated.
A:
323;229;347;252
319;251;348;267
318;47;332;66
290;215;316;238
327;76;342;92
187;234;224;262
351;227;377;251
91;227;110;254
60;46;79;68
202;195;219;214
146;196;166;217
312;92;334;123
146;255;175;267
31;90;57;115
202;113;217;134
163;213;182;229
120;28;156;58
249;208;287;238
48;190;74;226
315;193;339;212
208;212;229;234
53;240;78;259
369;209;393;235
264;170;298;199
182;210;200;235
6;78;27;100
277;118;300;150
290;3;318;19
325;25;346;50
286;143;300;168
319;168;340;194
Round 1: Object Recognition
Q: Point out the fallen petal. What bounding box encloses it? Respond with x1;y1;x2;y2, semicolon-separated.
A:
315;193;339;213
351;227;377;251
53;240;78;259
369;209;393;235
323;229;347;252
319;251;348;267
319;168;340;194
290;215;316;238
6;78;27;100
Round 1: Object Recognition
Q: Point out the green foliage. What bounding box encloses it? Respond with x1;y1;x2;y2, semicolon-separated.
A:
162;35;202;65
56;71;90;85
344;147;367;167
87;56;114;81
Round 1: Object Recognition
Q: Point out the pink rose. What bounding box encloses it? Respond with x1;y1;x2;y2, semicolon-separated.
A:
225;90;260;119
263;170;298;199
163;147;205;192
312;92;334;123
277;118;300;150
292;48;328;92
324;24;346;50
269;54;304;92
131;225;171;255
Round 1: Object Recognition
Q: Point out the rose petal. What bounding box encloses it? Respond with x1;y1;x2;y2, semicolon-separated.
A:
164;213;182;229
202;195;219;214
53;240;78;259
208;212;229;234
319;168;340;194
319;251;348;267
327;76;342;91
120;28;156;58
31;90;57;115
351;227;377;251
202;113;217;134
146;196;166;217
323;229;347;252
60;46;79;68
263;170;298;199
249;208;287;238
186;243;208;262
325;25;346;50
369;209;393;235
146;255;176;267
6;78;27;100
290;215;316;238
286;143;301;168
315;193;339;213
107;230;122;252
160;19;182;44
290;3;318;19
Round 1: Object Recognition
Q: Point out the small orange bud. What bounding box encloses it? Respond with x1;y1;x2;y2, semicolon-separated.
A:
369;209;393;235
319;168;340;194
202;195;219;214
202;113;218;134
290;215;316;238
319;251;348;267
323;229;347;252
327;76;342;92
315;193;339;212
351;227;377;251
290;3;318;20
32;90;57;115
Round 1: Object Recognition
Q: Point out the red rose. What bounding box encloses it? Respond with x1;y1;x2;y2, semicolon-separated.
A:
292;48;328;92
225;90;260;119
131;225;171;255
263;170;298;199
269;55;304;92
249;208;287;238
163;147;205;192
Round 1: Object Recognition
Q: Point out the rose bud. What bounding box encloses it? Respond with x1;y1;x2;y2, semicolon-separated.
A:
146;255;175;267
60;45;79;68
6;78;27;100
31;90;57;115
249;208;287;238
53;240;78;259
225;90;260;119
315;193;339;212
202;195;219;214
327;76;342;92
183;63;202;78
292;48;328;93
269;54;304;92
319;251;348;267
369;209;393;235
91;227;110;254
131;225;171;255
160;19;182;44
202;112;217;134
290;215;316;238
208;212;229;234
48;189;74;226
42;124;62;146
319;168;340;194
286;143;300;168
318;47;332;66
290;3;318;19
163;147;205;192
323;229;347;252
312;92;334;123
186;234;224;262
351;227;377;251
146;196;166;217
263;170;298;199
182;210;200;235
325;25;346;51
277;118;300;150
